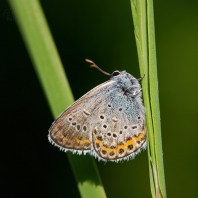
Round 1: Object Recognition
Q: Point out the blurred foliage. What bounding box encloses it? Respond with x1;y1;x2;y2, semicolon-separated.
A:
1;0;198;197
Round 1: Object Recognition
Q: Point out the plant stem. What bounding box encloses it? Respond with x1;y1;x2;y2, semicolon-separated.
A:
147;0;166;197
7;0;106;197
130;0;166;197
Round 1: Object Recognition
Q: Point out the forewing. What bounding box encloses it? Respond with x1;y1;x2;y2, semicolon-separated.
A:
48;80;115;154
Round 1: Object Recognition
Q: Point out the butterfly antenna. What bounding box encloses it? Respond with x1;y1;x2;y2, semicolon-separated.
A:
85;59;111;76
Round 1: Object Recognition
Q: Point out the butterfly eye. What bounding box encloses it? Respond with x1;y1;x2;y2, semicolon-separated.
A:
112;71;120;77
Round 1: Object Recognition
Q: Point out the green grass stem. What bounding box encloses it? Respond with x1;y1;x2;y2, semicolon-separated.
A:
7;0;106;197
147;0;166;197
130;0;166;197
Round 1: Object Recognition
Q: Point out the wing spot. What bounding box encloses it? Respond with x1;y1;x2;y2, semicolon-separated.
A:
83;110;90;116
132;126;137;129
69;117;72;121
119;108;122;111
107;132;111;136
119;131;122;134
118;142;124;146
97;136;103;141
124;126;128;129
100;115;104;119
84;142;91;148
102;150;107;155
72;122;76;126
93;128;97;134
77;125;80;130
110;151;115;156
113;133;117;138
102;144;108;148
83;126;87;131
96;143;100;148
108;104;112;107
103;125;107;129
112;118;119;122
78;136;83;140
119;149;124;154
138;116;141;119
128;145;133;150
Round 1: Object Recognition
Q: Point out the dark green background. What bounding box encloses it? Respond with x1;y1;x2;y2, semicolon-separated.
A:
1;0;198;197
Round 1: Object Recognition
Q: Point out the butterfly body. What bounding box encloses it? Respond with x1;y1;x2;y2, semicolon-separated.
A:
48;69;146;162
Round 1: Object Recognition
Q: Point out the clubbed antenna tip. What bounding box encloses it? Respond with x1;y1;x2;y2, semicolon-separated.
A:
85;59;111;76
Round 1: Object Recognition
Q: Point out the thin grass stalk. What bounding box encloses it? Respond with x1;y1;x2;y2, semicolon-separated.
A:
147;0;167;197
130;0;166;197
130;1;156;196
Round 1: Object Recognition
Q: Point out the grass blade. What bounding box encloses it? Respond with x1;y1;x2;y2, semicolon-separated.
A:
7;0;106;197
130;0;166;197
147;0;166;197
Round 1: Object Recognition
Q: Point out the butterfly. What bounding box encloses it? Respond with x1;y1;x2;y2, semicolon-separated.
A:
48;59;146;162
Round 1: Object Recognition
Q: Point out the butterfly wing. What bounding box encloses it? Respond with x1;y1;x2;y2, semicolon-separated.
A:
48;80;115;155
49;77;146;162
90;83;146;162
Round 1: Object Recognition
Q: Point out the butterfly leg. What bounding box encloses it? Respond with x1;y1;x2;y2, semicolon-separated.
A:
137;74;145;81
132;88;142;96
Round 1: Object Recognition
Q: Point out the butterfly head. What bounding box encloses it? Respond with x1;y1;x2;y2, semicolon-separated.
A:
110;70;142;94
85;59;143;96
